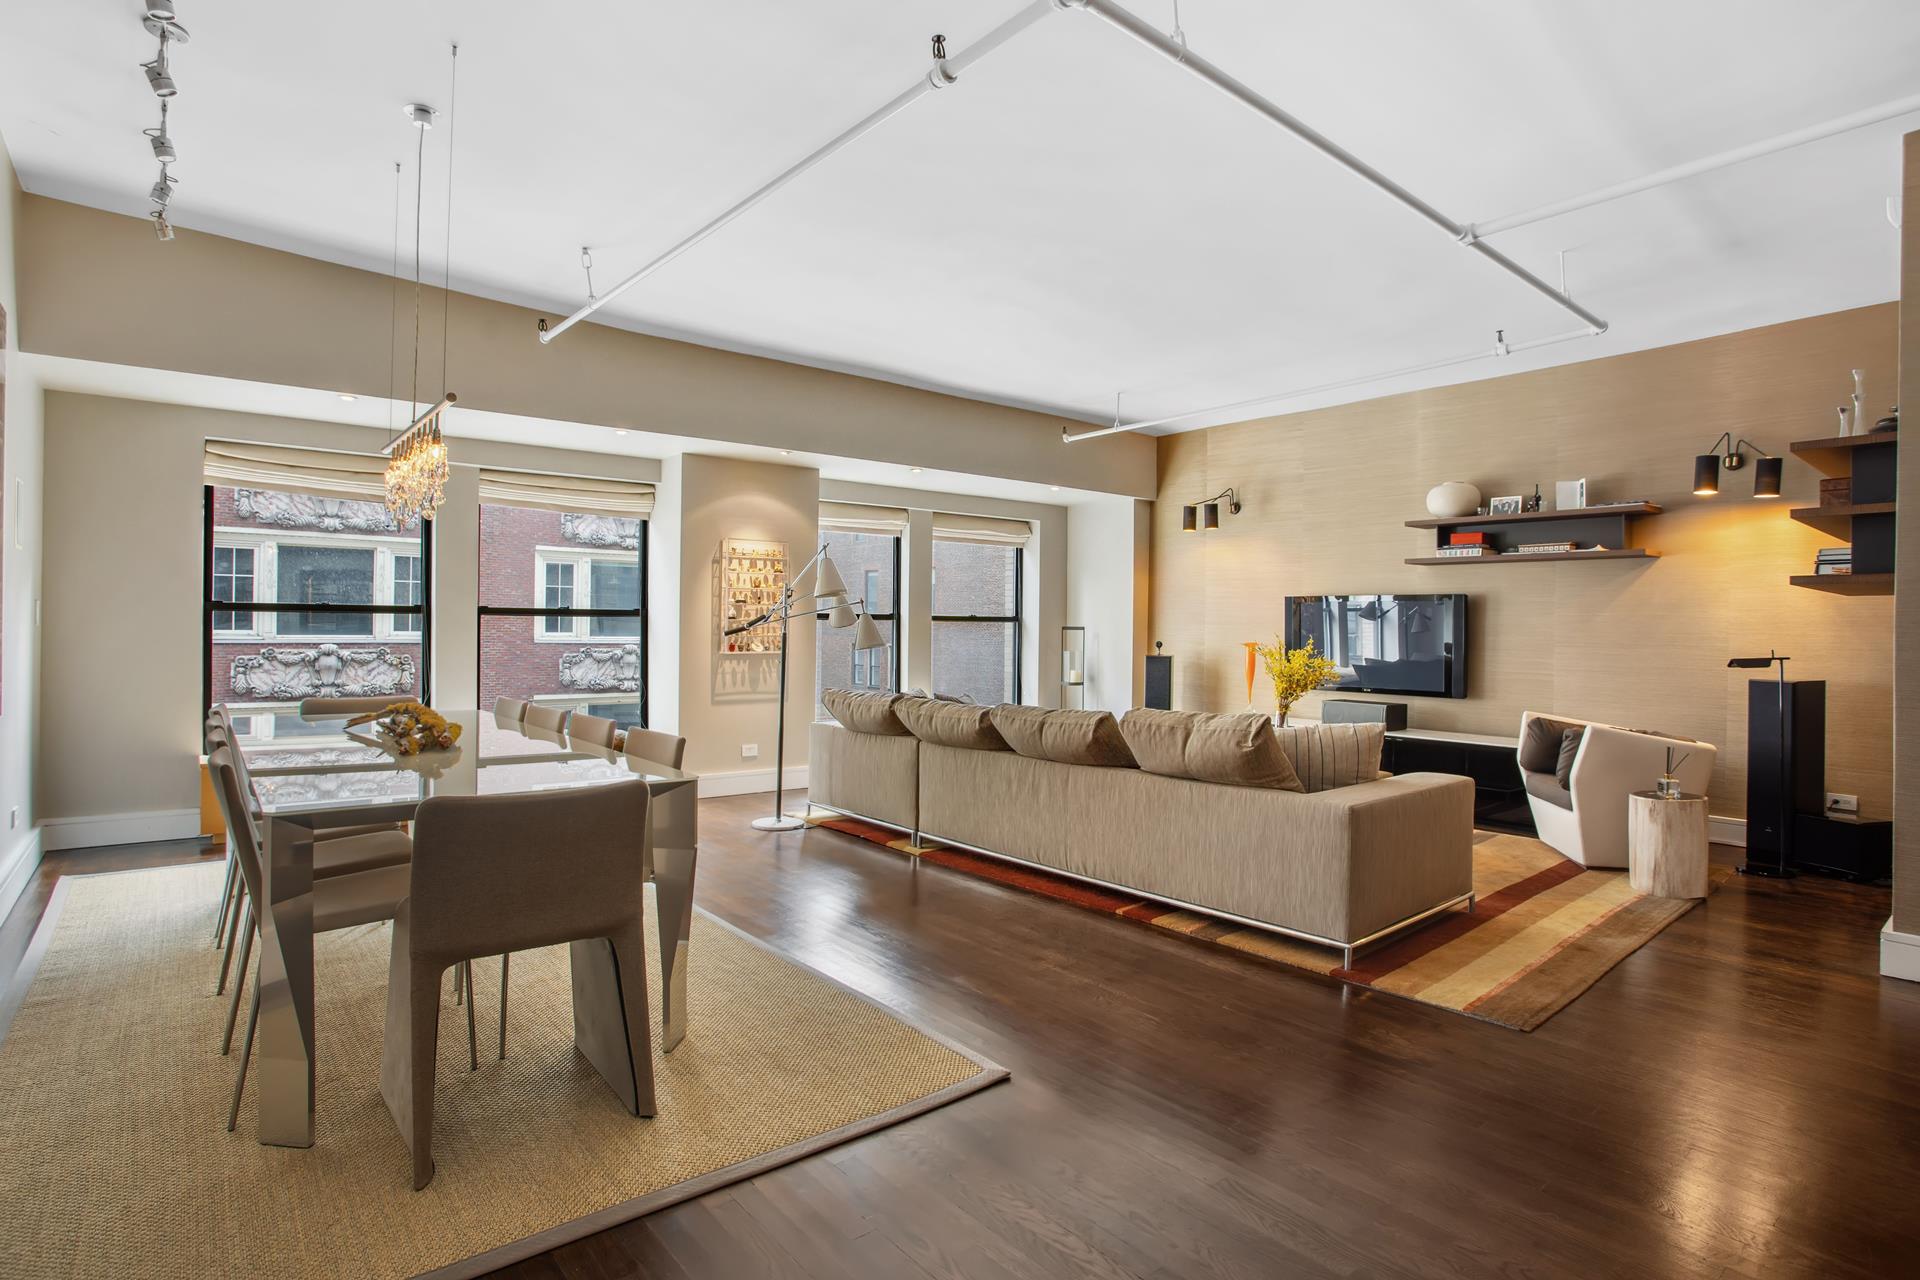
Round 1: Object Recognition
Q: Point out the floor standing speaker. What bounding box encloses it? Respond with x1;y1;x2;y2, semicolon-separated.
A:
1745;678;1825;871
1143;654;1173;710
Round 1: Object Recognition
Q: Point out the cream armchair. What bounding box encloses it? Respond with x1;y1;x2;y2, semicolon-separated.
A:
1516;712;1716;868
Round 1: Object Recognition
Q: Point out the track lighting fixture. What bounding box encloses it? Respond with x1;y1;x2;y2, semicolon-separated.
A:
149;170;176;207
143;55;178;98
144;0;177;20
145;99;176;163
149;209;174;241
137;9;190;236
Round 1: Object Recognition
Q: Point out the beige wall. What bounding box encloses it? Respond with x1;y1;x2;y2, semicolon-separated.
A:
14;196;1154;500
37;394;661;834
669;455;820;781
1152;305;1898;821
1895;131;1918;939
0;135;46;898
1067;497;1152;714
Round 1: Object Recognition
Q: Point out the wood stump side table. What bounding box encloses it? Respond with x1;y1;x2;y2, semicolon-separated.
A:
1628;791;1709;898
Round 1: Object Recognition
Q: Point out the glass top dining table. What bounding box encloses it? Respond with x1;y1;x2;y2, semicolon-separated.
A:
237;708;698;1149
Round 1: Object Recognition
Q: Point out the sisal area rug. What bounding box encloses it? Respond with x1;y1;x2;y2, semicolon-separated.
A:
808;813;1727;1032
0;863;1005;1279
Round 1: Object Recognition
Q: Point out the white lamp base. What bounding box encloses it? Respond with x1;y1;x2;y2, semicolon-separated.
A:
752;815;808;832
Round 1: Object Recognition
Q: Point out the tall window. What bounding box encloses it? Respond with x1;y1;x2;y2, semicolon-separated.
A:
204;484;429;738
930;538;1021;705
478;502;648;730
815;530;900;713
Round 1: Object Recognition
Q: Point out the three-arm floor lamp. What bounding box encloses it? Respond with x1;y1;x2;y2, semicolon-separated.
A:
726;545;886;832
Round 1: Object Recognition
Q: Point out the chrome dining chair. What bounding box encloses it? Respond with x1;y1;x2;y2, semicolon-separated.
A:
521;702;569;734
493;697;529;722
621;728;687;770
206;746;412;1132
567;712;619;750
381;780;655;1189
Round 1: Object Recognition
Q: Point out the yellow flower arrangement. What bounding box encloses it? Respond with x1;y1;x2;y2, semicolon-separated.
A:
346;700;463;755
1253;636;1340;726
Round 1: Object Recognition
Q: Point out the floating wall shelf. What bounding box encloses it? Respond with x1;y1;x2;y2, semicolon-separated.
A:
1405;503;1661;566
1787;433;1896;596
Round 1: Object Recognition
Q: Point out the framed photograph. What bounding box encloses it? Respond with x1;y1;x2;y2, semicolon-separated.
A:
1488;495;1524;516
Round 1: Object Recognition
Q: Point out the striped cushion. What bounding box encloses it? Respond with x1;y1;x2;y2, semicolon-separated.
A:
1272;723;1386;792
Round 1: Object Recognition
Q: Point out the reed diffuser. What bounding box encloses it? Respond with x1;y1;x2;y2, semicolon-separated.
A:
1656;746;1690;799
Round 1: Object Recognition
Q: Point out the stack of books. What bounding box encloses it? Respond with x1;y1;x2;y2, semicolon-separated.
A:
1436;544;1495;558
1815;548;1853;576
1514;541;1578;556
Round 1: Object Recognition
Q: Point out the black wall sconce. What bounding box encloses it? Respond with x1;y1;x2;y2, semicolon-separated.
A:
1693;433;1781;499
1181;488;1242;532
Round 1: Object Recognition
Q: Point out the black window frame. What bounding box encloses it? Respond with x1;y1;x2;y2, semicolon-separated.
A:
930;541;1023;704
202;484;434;718
817;530;903;700
476;512;650;728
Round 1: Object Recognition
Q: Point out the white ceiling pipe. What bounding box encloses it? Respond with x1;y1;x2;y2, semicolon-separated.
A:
1061;326;1598;442
1059;0;1608;335
538;0;1061;344
1471;92;1920;239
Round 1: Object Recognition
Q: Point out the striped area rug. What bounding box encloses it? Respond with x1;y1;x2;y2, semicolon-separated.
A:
806;814;1727;1031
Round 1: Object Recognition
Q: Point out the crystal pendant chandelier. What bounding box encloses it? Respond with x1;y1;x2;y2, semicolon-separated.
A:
384;394;455;523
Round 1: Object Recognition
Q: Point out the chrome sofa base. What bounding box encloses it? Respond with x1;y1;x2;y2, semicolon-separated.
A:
802;801;1474;969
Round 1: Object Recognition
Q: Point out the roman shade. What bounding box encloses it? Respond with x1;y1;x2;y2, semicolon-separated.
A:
476;468;655;520
819;502;909;536
931;512;1032;548
203;440;388;504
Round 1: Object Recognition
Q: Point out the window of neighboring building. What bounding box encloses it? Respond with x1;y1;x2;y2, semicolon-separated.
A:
814;530;900;714
930;537;1021;705
479;503;648;730
204;484;429;738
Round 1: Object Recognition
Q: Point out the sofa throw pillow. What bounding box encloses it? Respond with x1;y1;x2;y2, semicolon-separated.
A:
1519;716;1580;774
895;697;1009;752
1187;713;1305;791
1117;708;1200;776
820;688;911;736
1555;726;1585;789
1272;722;1385;793
989;705;1137;768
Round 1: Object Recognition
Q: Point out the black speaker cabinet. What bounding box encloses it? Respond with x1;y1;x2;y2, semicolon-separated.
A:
1143;654;1173;710
1322;699;1409;731
1745;679;1825;866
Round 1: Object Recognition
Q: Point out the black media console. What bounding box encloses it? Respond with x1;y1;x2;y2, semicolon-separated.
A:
1379;728;1534;836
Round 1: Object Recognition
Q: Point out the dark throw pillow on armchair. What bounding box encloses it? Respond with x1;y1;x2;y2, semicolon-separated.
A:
1520;716;1578;774
1555;727;1585;790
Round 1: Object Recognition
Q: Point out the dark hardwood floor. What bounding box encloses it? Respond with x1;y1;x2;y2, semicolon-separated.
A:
4;796;1916;1280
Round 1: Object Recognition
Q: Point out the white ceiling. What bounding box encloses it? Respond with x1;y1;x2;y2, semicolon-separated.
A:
3;1;1917;433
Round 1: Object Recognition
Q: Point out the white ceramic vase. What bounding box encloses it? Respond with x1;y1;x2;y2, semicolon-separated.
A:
1425;482;1481;518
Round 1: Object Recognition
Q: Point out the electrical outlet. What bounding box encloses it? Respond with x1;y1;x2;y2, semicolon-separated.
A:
741;743;760;760
1825;792;1859;816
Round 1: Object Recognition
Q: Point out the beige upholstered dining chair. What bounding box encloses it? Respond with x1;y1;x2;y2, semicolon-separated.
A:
568;712;619;750
299;696;403;716
381;780;655;1190
206;746;412;1132
493;696;529;722
621;727;687;770
522;702;569;733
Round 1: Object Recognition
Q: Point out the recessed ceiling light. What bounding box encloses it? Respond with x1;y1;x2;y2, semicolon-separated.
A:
337;393;356;402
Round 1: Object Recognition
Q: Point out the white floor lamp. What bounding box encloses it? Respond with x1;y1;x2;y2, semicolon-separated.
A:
726;545;886;832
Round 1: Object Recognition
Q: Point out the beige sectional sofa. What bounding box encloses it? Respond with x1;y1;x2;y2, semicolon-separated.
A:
809;692;1476;964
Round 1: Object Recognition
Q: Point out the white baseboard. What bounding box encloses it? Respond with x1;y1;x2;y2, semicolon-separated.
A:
41;809;203;852
1709;815;1746;847
696;765;808;799
0;827;44;924
1882;920;1920;983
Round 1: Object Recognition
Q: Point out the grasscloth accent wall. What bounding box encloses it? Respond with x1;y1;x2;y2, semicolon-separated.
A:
1152;304;1897;820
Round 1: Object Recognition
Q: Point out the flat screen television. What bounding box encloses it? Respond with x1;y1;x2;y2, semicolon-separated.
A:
1283;594;1468;699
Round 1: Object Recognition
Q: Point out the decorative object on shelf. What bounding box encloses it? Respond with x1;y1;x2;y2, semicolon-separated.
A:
1524;484;1543;513
1436;544;1495;558
1514;540;1578;555
1814;547;1853;576
1181;488;1242;532
1424;482;1481;518
1818;477;1852;507
1655;746;1690;799
1253;636;1339;727
345;700;462;755
718;539;790;653
381;51;463;526
1835;405;1853;435
1728;652;1798;880
1061;626;1087;710
1488;495;1524;516
1692;433;1780;498
1873;406;1898;434
1554;478;1587;510
1850;368;1867;438
728;545;886;832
